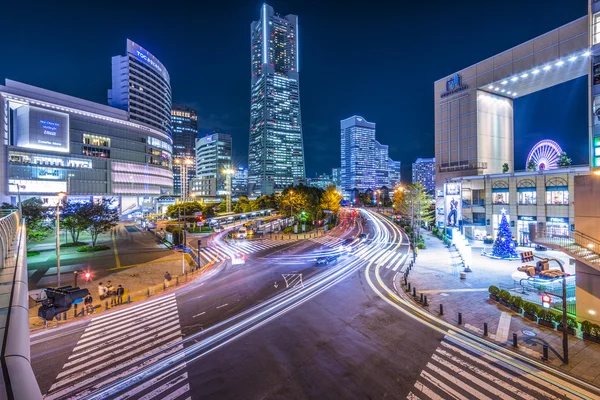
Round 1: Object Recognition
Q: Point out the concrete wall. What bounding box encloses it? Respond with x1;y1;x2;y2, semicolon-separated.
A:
574;175;600;240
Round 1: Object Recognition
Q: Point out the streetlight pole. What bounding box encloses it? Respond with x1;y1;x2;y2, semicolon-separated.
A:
56;192;66;287
223;167;234;213
289;190;294;219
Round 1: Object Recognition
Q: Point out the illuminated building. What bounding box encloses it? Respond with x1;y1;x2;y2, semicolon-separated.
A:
191;133;232;200
0;79;173;214
248;4;305;196
171;105;198;195
388;158;401;188
412;158;435;195
340;116;376;196
109;39;172;137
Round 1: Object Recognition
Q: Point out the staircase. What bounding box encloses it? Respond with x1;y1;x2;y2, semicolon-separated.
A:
529;223;600;270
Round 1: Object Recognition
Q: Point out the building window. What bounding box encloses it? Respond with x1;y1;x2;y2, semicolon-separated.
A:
83;134;110;147
546;190;569;205
594;13;600;45
492;192;509;204
83;146;110;158
518;191;536;205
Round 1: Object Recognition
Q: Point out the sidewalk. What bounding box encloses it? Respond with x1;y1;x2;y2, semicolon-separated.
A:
401;231;600;386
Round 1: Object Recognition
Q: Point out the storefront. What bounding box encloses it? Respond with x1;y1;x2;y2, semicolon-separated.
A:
547;216;569;238
517;216;536;246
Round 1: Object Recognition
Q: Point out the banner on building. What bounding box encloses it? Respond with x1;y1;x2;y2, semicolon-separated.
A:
444;183;462;228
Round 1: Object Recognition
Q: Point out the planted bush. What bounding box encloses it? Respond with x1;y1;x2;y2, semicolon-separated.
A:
553;313;578;330
510;296;523;309
581;321;600;338
537;309;556;322
523;302;540;317
77;245;110;252
488;286;500;296
498;290;511;302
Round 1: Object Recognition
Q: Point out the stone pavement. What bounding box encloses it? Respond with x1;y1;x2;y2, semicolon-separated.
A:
399;230;600;386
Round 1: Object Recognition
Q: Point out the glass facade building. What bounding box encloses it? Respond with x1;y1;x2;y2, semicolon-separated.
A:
340;116;376;196
171;104;198;195
248;4;305;196
0;80;173;213
191;133;232;200
388;158;401;188
412;157;436;195
109;39;172;137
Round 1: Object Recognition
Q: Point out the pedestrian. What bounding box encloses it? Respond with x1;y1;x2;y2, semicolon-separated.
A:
106;280;114;296
164;271;172;288
84;294;94;315
116;285;124;304
98;282;108;300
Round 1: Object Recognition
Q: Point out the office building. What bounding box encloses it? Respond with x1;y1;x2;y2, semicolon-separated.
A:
191;132;232;200
306;173;336;190
171;105;198;195
388;158;401;188
374;141;389;188
248;4;305;196
412;158;435;195
109;39;172;137
0;80;173;214
332;168;342;191
340;116;376;196
232;167;249;198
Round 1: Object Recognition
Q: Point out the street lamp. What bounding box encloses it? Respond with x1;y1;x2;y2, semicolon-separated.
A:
223;167;235;213
56;191;66;287
289;190;294;219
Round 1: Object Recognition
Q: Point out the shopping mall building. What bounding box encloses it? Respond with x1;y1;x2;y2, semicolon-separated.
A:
434;1;600;324
0;80;173;213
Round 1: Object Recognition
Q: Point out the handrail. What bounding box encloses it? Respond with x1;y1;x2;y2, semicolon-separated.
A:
0;212;43;399
529;223;600;267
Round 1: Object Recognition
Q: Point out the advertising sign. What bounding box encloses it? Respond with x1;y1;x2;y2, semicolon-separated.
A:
127;39;170;83
444;183;462;228
14;105;70;153
8;179;66;194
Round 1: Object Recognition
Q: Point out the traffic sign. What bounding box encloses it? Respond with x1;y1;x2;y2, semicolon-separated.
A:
194;211;203;216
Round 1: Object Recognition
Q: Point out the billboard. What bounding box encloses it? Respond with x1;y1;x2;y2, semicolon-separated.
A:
9;179;66;194
444;182;462;228
14;105;70;153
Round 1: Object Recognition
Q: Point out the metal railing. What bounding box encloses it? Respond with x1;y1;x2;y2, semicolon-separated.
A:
529;223;600;267
0;211;43;399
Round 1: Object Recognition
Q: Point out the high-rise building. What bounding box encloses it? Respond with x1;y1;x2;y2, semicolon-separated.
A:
232;167;249;198
191;133;232;200
248;4;305;196
332;168;342;191
109;39;172;137
340;116;376;196
412;157;436;195
374;141;389;188
306;173;335;190
171;105;198;195
388;158;401;188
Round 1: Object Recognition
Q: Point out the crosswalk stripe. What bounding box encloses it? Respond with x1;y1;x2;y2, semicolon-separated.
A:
113;364;186;400
425;361;493;400
375;250;392;265
421;370;469;400
392;254;408;271
412;379;444;400
90;295;175;323
138;376;189;400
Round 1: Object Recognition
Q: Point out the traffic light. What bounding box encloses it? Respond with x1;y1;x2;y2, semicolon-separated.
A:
38;286;89;321
542;293;552;309
520;251;534;263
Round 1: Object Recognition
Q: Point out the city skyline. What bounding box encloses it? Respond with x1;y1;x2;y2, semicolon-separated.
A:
0;1;588;179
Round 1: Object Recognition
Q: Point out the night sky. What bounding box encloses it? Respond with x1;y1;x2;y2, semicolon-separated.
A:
0;0;589;179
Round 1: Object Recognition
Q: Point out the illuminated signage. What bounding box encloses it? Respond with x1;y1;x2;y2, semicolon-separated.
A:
547;217;569;223
8;179;66;194
38;168;60;179
441;74;469;98
518;216;536;221
205;135;214;142
127;39;169;82
136;50;163;72
13;105;70;153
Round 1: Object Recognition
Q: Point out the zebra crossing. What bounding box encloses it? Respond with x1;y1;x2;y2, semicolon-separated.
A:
44;294;190;400
407;336;589;400
310;236;344;247
198;239;288;262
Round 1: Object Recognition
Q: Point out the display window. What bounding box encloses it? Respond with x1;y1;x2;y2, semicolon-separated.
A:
546;190;569;205
518;191;536;205
493;192;509;204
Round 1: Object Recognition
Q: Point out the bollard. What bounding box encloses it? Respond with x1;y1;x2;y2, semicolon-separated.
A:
63;312;67;321
176;276;179;286
513;333;518;348
404;276;407;286
413;287;417;297
147;288;150;297
458;312;462;325
420;293;424;303
105;301;109;311
484;322;488;336
73;304;78;318
439;304;444;315
127;295;131;304
408;282;411;291
424;295;428;307
542;344;549;361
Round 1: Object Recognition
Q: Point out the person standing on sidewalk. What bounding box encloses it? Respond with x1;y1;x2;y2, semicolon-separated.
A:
116;285;124;304
84;294;94;315
164;271;172;288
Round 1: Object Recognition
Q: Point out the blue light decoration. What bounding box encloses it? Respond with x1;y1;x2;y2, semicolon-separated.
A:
491;209;518;259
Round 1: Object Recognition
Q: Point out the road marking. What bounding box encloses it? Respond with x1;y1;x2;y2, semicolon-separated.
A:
216;303;228;309
392;253;408;271
496;311;512;343
193;312;206;318
111;230;121;269
417;288;489;294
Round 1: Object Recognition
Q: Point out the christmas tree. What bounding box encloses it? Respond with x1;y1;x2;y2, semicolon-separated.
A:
491;209;518;259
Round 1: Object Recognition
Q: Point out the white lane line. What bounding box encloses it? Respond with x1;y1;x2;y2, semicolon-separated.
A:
80;301;177;334
387;252;403;269
421;370;469;400
89;295;175;322
393;254;408;271
412;379;444;400
216;303;228;309
142;383;190;400
193;312;206;318
113;365;186;400
496;312;512;343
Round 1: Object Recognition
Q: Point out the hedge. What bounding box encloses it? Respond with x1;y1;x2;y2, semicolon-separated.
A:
488;286;499;296
582;320;600;338
523;302;540;317
510;296;523;309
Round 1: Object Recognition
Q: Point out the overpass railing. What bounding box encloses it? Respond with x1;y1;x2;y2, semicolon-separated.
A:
0;211;42;399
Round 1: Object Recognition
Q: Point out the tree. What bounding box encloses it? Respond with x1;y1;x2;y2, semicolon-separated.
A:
165;201;204;219
61;201;90;244
281;189;310;217
85;199;119;247
502;163;509;173
250;195;277;211
320;185;342;214
393;183;434;241
0;202;16;210
357;192;372;206
233;196;251;213
21;197;52;243
491;210;518;259
526;158;537;171
218;201;227;213
558;151;572;168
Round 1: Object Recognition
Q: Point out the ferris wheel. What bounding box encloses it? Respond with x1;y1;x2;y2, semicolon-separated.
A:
526;140;563;171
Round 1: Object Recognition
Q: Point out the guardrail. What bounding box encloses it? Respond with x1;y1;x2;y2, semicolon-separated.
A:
0;211;42;399
529;223;600;268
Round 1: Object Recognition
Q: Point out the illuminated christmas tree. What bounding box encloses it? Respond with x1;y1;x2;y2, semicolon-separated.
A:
492;209;518;259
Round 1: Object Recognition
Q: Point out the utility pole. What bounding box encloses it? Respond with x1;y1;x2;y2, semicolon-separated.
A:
55;192;66;287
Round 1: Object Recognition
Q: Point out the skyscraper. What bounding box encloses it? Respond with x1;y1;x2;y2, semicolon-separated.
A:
108;39;172;137
340;116;376;196
374;141;389;188
388;158;401;188
412;157;436;195
171;105;198;195
191;133;232;200
248;4;305;196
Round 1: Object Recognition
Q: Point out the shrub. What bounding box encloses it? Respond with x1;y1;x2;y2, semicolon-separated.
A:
510;296;523;309
283;226;294;234
523;302;540;317
488;286;500;296
77;245;110;252
27;251;40;257
580;320;600;337
553;313;578;330
537;309;556;323
60;241;88;248
498;290;511;302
